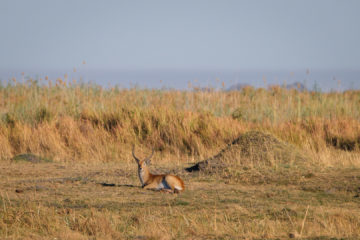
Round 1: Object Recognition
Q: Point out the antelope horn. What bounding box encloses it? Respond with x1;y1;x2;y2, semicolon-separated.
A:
146;149;154;161
132;145;140;163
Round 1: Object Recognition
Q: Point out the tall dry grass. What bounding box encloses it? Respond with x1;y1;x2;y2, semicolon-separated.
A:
1;79;360;239
0;79;359;165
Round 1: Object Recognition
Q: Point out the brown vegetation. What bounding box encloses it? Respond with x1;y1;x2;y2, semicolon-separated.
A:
185;131;310;173
0;81;359;164
0;80;360;239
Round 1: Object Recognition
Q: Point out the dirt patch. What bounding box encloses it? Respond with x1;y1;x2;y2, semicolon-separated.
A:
186;131;310;172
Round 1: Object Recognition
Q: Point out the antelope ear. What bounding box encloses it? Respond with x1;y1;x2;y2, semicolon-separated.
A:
145;158;151;165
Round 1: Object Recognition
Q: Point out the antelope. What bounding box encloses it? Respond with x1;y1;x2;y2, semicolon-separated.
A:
132;146;185;193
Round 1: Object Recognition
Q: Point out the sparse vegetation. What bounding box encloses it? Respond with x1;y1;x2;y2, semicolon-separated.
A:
0;80;359;239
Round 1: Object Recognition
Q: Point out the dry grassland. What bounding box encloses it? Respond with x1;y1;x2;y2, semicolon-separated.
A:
1;158;360;239
0;81;360;239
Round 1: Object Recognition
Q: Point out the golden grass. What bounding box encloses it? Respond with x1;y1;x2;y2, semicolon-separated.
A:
1;161;360;239
0;81;360;239
0;81;359;164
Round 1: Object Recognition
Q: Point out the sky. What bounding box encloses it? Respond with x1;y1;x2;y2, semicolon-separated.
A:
0;1;359;90
1;0;360;71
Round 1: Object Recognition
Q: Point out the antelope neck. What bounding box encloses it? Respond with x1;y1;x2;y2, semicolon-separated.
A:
139;166;151;186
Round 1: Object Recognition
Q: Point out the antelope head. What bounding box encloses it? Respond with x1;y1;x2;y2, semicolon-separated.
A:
132;145;154;186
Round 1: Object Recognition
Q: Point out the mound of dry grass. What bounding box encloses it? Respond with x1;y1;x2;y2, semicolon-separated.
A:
186;131;311;173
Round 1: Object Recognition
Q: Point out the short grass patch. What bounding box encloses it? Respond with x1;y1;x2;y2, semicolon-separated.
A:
1;161;360;239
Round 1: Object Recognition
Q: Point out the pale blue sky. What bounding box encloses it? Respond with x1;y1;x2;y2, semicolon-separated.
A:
1;0;360;71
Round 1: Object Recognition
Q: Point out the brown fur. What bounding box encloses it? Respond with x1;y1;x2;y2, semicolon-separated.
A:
133;147;185;193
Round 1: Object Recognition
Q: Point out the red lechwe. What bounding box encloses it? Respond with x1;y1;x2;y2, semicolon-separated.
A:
132;146;185;193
